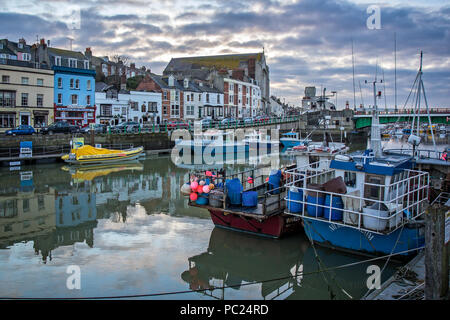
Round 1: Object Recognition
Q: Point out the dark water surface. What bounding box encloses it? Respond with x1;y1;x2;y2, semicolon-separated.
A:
2;137;443;300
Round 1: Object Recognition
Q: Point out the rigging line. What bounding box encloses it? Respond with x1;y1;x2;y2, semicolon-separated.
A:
0;246;425;300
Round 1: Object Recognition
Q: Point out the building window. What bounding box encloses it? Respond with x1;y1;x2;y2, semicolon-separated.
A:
86;95;91;105
37;94;43;107
100;105;112;116
175;91;179;102
21;93;28;106
55;56;62;66
36;78;44;86
187;95;190;102
71;94;78;105
163;105;167;115
191;93;194;101
57;93;62;104
141;104;146;112
1;75;10;83
69;59;77;68
0;114;15;128
186;105;194;116
70;79;74;89
206;93;209;103
22;53;31;61
171;104;179;117
87;80;91;90
163;91;168;100
75;79;79;89
21;77;29;85
217;95;220;104
84;60;89;69
0;91;15;107
130;101;138;111
58;78;62;88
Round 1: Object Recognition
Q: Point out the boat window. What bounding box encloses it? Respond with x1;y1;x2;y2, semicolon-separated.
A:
364;174;385;202
309;155;320;168
344;171;356;188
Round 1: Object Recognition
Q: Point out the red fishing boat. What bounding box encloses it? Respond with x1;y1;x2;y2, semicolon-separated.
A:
185;165;302;238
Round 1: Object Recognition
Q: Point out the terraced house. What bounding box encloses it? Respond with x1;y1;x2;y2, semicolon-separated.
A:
33;39;96;127
0;38;54;133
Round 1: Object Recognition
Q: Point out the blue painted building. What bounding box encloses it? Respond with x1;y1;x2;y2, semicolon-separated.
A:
34;40;96;127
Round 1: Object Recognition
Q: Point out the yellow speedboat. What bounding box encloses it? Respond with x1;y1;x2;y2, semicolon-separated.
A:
62;145;144;165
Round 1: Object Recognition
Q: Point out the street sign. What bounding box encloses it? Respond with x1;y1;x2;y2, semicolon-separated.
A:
19;141;32;158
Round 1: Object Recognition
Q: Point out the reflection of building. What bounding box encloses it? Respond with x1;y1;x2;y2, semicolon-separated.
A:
55;191;97;228
0;188;56;248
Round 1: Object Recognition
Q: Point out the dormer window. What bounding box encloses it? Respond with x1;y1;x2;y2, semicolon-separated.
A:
18;43;23;49
84;60;89;69
55;56;61;66
69;58;77;68
0;43;3;49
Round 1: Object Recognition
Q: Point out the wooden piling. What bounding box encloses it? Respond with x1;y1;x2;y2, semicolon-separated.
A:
425;204;448;299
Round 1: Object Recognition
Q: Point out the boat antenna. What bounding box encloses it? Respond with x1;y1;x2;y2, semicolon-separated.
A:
394;32;397;112
358;80;364;107
352;38;356;110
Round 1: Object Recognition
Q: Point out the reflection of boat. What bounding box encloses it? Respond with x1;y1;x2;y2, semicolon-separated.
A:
61;145;144;165
180;227;306;299
61;162;144;181
243;130;279;154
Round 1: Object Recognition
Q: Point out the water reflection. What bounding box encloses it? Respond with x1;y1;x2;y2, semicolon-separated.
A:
181;227;398;300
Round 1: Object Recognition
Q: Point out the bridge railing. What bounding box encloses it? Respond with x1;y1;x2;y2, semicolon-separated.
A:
354;108;450;116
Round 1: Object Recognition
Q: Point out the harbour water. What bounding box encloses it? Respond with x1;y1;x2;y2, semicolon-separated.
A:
0;137;447;300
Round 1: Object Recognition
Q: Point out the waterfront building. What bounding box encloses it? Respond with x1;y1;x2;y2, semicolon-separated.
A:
95;82;162;125
0;39;54;132
163;52;270;114
181;78;224;120
269;96;286;117
33;39;96;127
136;74;183;122
224;77;261;118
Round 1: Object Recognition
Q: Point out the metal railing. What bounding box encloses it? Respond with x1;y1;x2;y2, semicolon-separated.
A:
383;148;448;161
283;160;429;235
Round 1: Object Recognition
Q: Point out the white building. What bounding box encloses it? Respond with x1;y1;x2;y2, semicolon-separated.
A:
224;78;261;118
95;83;162;125
269;96;285;117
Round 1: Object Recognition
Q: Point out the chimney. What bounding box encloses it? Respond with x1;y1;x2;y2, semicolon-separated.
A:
184;78;189;89
19;38;26;45
85;47;92;59
40;38;46;46
130;63;135;69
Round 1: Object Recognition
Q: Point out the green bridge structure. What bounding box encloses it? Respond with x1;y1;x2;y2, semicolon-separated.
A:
353;109;450;129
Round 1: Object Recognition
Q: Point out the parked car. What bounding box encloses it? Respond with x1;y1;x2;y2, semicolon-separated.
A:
41;121;80;135
200;118;214;128
82;124;107;134
221;118;238;126
166;121;189;129
255;116;270;123
112;121;141;133
243;118;253;125
5;125;35;136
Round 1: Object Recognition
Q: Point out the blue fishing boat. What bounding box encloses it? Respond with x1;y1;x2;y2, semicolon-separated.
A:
283;77;429;258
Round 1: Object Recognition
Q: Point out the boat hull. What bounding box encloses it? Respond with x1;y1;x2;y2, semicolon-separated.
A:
302;218;425;257
64;148;144;165
208;209;303;238
280;139;301;149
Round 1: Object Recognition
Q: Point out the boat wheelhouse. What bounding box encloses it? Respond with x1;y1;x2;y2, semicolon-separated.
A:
280;132;312;150
283;151;429;257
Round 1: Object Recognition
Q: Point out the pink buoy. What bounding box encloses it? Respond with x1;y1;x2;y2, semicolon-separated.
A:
197;185;204;193
205;171;212;177
203;185;210;193
190;193;198;201
191;181;198;190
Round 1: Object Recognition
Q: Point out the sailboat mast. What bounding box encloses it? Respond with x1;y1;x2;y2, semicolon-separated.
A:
394;32;397;112
352;39;356;110
371;79;382;157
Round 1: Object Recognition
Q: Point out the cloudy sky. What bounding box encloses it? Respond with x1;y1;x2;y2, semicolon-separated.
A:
1;0;449;108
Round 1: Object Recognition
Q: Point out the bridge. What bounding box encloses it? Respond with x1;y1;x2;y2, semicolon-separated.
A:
353;108;450;129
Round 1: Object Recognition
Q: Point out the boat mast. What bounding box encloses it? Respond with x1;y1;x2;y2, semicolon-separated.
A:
394;32;397;112
370;78;383;157
352;39;356;110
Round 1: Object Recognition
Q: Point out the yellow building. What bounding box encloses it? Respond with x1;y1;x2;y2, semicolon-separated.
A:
0;61;54;132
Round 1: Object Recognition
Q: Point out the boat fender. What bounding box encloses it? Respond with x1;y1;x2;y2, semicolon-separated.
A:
335;155;352;162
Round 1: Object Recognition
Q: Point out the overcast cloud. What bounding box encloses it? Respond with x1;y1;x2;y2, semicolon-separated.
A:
1;0;449;107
